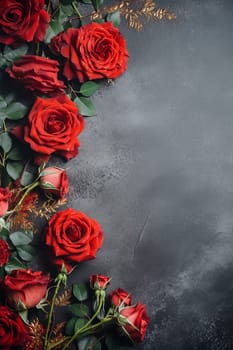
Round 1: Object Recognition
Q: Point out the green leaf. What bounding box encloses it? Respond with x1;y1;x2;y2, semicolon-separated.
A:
0;132;12;153
0;228;10;240
6;161;24;180
20;170;36;187
4;256;27;273
65;317;77;335
80;81;99;97
74;96;96;117
77;336;101;350
74;318;88;331
19;309;29;324
81;0;92;4
4;102;28;120
0;267;5;279
7;147;24;161
0;96;7;109
91;0;104;11
16;245;35;262
106;11;121;27
44;19;64;43
73;283;88;301
69;303;89;317
0;44;28;69
9;231;33;246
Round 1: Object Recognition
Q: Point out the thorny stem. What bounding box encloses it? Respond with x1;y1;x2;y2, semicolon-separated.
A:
61;294;105;350
72;2;82;19
44;277;63;349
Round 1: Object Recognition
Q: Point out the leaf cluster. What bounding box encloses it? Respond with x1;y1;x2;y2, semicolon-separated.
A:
0;228;35;277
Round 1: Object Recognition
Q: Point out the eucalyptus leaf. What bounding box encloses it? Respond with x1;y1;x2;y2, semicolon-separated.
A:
0;228;10;240
9;231;33;246
0;132;12;153
44;19;64;43
106;10;121;27
80;81;99;97
16;245;35;262
73;283;88;301
65;317;77;335
6;161;24;180
74;318;88;331
20;170;36;187
7;147;24;161
77;336;101;350
0;44;28;69
91;0;104;11
69;303;89;317
4;102;28;120
4;256;27;273
74;96;96;117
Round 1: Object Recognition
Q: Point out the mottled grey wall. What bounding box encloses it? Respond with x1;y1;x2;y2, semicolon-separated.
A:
66;1;233;349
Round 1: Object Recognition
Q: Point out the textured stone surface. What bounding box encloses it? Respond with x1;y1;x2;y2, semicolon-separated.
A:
64;1;233;349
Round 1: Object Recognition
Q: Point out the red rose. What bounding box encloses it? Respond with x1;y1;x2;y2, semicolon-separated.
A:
2;268;50;309
0;187;11;216
90;274;110;290
0;239;10;267
39;166;69;199
12;95;84;164
45;209;104;272
119;302;149;342
110;288;132;307
0;305;29;350
50;22;129;82
0;0;50;45
6;56;65;96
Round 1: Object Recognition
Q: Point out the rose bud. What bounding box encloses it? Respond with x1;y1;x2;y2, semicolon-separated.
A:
0;187;12;216
0;239;10;268
39;166;69;199
118;302;149;343
110;288;132;307
2;269;50;310
90;274;111;290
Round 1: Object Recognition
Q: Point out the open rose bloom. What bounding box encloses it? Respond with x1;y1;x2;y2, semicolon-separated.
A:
0;0;50;45
50;22;129;82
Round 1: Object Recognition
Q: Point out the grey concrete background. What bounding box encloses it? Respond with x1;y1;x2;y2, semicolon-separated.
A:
65;1;233;349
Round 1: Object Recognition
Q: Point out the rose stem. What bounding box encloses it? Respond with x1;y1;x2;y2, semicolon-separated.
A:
60;294;107;350
44;274;63;349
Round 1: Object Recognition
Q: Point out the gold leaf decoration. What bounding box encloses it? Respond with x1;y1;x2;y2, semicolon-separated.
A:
25;319;44;350
55;288;72;306
91;0;176;31
28;198;67;221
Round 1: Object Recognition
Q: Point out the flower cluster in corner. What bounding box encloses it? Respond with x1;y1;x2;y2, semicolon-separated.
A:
0;0;175;349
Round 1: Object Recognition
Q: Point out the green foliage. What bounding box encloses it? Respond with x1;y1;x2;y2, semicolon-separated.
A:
106;11;121;27
0;94;29;121
80;81;99;97
77;336;101;350
91;0;104;11
6;161;24;181
73;283;88;301
16;245;36;262
0;45;28;69
4;255;27;273
9;230;34;246
0;133;12;153
69;303;89;317
74;96;97;117
44;19;64;43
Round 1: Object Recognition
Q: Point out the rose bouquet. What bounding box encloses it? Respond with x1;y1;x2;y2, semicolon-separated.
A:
0;0;175;349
